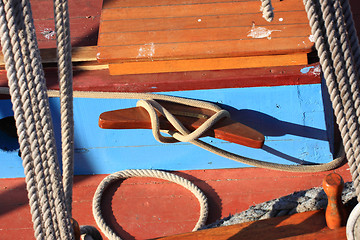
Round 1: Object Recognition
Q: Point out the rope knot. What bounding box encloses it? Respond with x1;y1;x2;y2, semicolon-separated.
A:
136;99;230;143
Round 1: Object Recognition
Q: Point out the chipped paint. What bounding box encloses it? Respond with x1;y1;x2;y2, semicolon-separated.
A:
309;35;315;42
300;65;321;76
279;18;284;22
197;19;202;22
300;66;314;74
247;24;280;40
137;43;155;59
40;28;55;40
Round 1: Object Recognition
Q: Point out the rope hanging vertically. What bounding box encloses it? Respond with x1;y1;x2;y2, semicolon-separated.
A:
53;0;75;218
0;0;74;239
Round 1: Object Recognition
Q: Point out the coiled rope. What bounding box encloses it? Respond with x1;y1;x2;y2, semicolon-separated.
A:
92;169;208;240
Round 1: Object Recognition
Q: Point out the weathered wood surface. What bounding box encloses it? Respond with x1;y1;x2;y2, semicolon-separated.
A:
97;0;314;64
0;166;352;240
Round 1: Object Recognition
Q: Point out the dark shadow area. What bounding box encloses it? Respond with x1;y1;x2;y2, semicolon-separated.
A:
0;116;19;152
262;145;314;165
221;106;328;142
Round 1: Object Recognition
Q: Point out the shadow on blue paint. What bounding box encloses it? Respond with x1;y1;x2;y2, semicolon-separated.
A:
222;107;328;141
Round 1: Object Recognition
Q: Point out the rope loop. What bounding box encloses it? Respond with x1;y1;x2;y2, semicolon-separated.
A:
92;169;208;240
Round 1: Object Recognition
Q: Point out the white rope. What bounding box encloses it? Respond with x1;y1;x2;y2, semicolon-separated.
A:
92;169;208;240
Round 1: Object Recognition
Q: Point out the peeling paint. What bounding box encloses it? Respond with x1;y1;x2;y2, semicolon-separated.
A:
279;18;284;22
309;35;315;42
137;43;155;59
40;28;55;40
247;24;280;40
300;65;321;76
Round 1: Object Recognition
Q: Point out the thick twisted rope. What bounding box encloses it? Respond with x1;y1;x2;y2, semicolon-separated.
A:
260;0;274;22
0;0;74;239
53;0;74;217
303;0;360;199
92;169;208;240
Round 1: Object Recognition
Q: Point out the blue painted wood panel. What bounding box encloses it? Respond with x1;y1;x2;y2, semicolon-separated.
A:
0;83;333;178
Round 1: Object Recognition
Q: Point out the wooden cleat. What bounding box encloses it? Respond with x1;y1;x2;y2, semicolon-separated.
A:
323;173;347;229
99;101;264;148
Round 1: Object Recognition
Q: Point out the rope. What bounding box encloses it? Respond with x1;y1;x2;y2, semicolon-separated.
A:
204;181;356;229
260;0;274;22
53;0;75;217
0;0;74;239
92;169;208;240
303;0;360;199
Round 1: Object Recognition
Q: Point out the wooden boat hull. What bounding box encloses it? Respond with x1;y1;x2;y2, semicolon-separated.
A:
0;80;334;178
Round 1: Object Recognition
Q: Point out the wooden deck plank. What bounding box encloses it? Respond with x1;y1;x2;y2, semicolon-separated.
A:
99;11;309;34
100;0;305;21
97;0;313;65
97;37;313;62
98;24;311;47
103;0;268;9
108;53;308;75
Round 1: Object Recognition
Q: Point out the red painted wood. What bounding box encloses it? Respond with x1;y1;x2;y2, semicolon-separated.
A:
0;63;321;99
0;165;352;240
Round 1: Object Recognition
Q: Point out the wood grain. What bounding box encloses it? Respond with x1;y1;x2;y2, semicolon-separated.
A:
154;210;346;240
100;0;305;21
97;0;313;64
108;53;308;75
99;11;308;33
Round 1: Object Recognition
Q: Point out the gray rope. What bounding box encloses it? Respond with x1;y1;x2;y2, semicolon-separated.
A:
0;0;74;239
203;182;356;229
92;169;208;240
303;0;360;200
53;0;74;217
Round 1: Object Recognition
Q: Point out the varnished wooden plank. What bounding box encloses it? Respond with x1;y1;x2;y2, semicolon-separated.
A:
153;210;338;240
98;24;310;47
100;0;305;21
97;0;312;64
103;0;265;9
97;37;313;62
99;11;309;34
108;53;308;75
